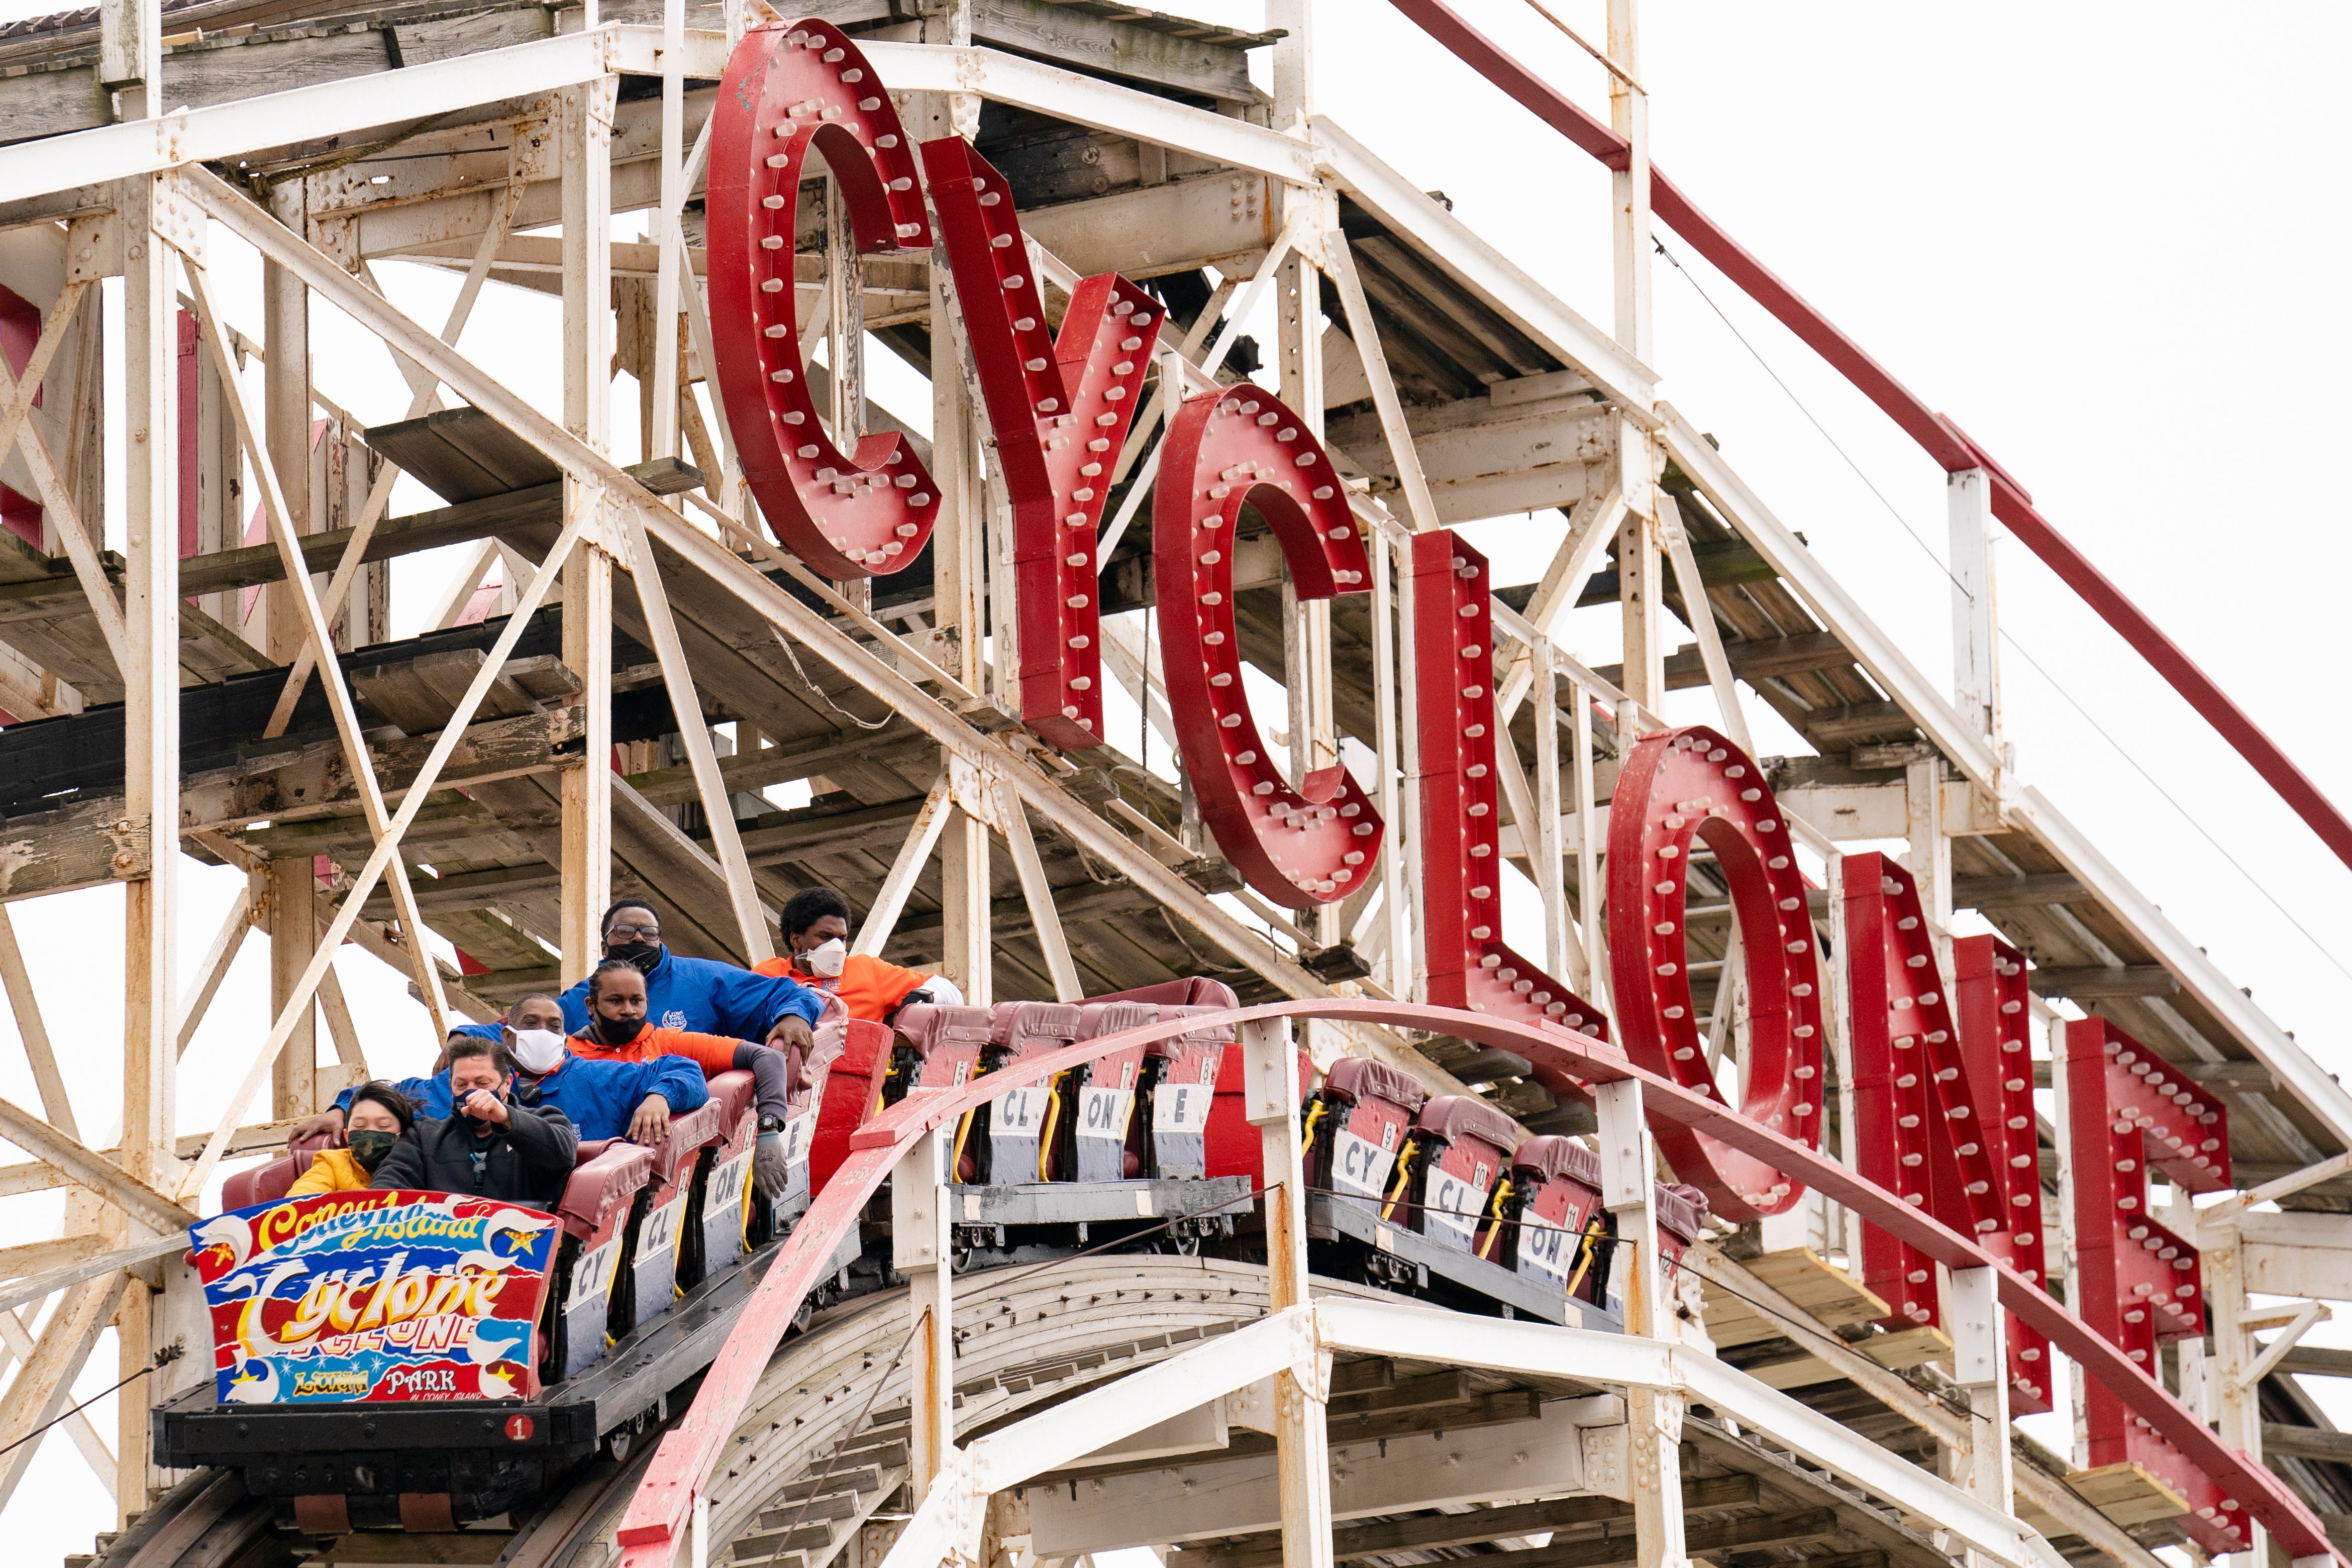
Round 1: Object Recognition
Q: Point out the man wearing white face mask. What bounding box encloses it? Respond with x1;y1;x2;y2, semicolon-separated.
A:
293;993;709;1147
754;888;960;1023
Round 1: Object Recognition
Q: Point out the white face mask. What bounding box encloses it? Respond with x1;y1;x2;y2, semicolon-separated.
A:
804;937;848;978
508;1027;568;1074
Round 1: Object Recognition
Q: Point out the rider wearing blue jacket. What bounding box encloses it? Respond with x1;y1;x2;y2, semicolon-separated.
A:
556;899;823;1053
314;994;708;1145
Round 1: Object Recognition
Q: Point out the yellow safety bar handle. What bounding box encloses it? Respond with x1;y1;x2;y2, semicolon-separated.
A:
1297;1100;1328;1161
1474;1176;1515;1261
1562;1216;1608;1300
1379;1139;1418;1222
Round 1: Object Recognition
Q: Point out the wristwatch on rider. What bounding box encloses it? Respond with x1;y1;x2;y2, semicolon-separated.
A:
758;1114;788;1134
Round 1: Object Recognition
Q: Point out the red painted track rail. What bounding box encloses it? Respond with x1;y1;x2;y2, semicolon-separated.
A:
1383;0;2352;878
612;1001;2338;1566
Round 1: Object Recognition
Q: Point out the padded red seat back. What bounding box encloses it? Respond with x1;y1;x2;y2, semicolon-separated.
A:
1654;1182;1709;1260
548;1140;655;1379
223;1151;312;1211
1309;1058;1426;1201
894;1004;994;1089
1084;977;1240;1011
557;1141;656;1239
1058;1002;1160;1182
223;1131;337;1210
808;1019;894;1199
1410;1095;1516;1251
707;1069;758;1129
1504;1134;1605;1286
989;1002;1082;1055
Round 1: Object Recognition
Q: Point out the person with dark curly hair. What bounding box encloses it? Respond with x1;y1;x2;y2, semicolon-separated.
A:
752;886;957;1024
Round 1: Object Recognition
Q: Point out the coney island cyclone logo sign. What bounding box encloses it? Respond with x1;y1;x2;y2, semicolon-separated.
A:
187;1191;557;1404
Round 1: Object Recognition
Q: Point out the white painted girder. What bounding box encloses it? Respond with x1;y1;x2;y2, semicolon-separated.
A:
0;30;620;207
882;1298;2048;1568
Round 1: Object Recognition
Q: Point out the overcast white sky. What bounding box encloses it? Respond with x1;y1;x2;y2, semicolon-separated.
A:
2;2;2349;1556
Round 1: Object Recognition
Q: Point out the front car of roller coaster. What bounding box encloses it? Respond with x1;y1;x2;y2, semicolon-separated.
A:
0;4;2345;1568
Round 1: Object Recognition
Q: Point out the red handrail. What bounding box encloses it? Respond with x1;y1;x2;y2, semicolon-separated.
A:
1382;0;2352;878
613;1001;2337;1565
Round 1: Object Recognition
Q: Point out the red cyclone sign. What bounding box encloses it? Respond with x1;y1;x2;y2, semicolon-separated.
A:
1152;387;1381;908
706;20;941;581
1607;727;1823;1221
664;31;2283;1538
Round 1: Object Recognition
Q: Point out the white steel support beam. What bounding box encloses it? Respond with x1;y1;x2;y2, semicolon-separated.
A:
1242;1016;1332;1568
1532;632;1574;984
997;786;1081;1003
99;0;159;116
651;0;684;462
1595;1076;1685;1568
0;907;79;1138
624;511;773;964
181;257;455;1055
562;77;618;984
854;775;951;958
0;30;621;206
1314;1298;2041;1568
1660;495;1752;756
891;1129;954;1503
1313;120;1655;417
1368;524;1411;995
1948;1266;2013;1523
1949;467;2000;759
117;170;178;1522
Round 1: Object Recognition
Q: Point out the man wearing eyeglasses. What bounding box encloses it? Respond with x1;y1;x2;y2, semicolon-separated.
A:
553;898;825;1057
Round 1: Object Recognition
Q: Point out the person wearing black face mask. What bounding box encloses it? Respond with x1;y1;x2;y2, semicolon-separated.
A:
288;1083;414;1195
369;1038;577;1209
568;960;800;1201
551;899;825;1059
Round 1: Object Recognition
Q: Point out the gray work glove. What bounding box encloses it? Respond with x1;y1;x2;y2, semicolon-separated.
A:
753;1130;791;1201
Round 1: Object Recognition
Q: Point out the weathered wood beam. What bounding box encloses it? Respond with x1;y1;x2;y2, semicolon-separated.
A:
0;457;701;622
1951;873;2090;909
1568;537;1774;608
2028;965;2180;1000
1176;1476;1763;1568
0;813;150;905
2262;1424;2352;1464
1593;631;1853;693
624;727;928;808
0;1097;196;1229
2278;1347;2352;1380
1801;702;1918;747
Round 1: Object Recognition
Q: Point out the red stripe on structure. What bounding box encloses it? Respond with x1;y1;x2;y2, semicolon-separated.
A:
1383;0;2352;876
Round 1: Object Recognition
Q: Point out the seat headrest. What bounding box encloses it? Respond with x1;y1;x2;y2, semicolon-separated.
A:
893;1003;995;1056
1141;1004;1239;1051
1083;977;1241;1011
1323;1057;1428;1115
1511;1134;1601;1189
1413;1095;1518;1155
706;1069;758;1125
1077;1001;1161;1039
557;1140;657;1237
574;1138;617;1164
989;1001;1083;1053
223;1151;314;1212
1655;1181;1710;1243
